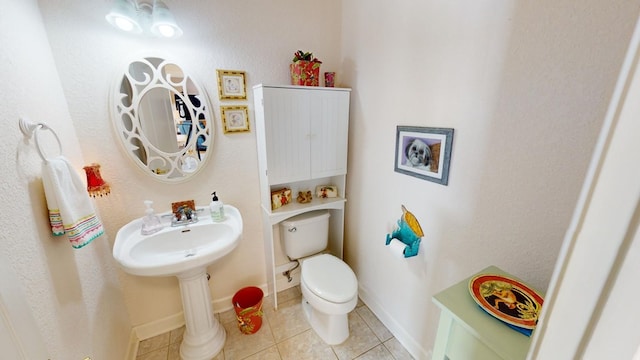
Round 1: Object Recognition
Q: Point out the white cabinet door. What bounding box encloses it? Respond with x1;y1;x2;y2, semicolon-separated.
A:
261;86;350;184
262;87;311;184
309;89;350;178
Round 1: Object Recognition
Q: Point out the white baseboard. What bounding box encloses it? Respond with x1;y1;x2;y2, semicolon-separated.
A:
125;330;139;360
358;285;431;360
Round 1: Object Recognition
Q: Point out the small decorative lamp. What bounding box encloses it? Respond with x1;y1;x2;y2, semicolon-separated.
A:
83;163;111;197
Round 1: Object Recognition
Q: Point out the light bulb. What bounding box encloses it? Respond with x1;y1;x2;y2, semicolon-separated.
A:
150;0;183;38
157;24;176;37
105;0;142;34
114;17;136;32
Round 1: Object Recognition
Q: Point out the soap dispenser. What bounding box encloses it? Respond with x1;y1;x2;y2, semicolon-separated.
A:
141;200;164;235
210;192;225;222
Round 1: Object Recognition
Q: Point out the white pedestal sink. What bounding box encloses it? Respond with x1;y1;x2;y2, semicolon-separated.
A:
113;205;243;360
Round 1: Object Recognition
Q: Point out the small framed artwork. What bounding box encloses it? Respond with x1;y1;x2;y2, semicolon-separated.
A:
221;105;250;133
216;70;247;100
394;126;454;185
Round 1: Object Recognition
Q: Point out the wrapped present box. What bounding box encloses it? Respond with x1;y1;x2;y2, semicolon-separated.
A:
290;60;321;86
271;188;292;210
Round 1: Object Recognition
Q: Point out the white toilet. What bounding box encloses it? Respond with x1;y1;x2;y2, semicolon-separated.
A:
281;210;358;345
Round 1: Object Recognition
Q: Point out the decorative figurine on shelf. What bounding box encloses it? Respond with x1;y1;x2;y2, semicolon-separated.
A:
315;185;337;198
297;190;313;204
386;205;424;257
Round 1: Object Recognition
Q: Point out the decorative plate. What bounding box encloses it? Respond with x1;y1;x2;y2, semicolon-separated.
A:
469;274;544;329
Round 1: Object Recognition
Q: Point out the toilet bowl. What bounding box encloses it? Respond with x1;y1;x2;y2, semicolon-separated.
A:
300;253;358;345
280;211;358;344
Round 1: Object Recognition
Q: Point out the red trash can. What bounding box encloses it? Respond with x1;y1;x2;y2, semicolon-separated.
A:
232;286;264;334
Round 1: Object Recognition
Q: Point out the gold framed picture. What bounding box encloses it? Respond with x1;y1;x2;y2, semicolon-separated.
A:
221;105;250;133
216;70;247;100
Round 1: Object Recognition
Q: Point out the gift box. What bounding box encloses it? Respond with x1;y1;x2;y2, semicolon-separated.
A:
290;60;321;86
271;188;292;210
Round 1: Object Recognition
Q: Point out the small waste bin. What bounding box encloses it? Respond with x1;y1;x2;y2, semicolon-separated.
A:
232;286;264;334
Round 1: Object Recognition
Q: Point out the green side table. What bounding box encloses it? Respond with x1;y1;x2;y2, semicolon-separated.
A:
432;266;543;360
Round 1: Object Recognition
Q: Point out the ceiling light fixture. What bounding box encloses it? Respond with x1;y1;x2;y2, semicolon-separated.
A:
150;0;183;38
105;0;183;38
105;0;142;33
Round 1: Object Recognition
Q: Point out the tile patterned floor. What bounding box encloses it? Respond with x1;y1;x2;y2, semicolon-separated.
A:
135;286;414;360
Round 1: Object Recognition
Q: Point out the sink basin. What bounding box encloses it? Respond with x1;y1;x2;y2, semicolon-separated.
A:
113;205;242;277
113;204;243;360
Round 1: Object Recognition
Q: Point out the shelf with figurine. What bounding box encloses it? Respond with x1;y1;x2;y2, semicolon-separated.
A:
264;185;344;224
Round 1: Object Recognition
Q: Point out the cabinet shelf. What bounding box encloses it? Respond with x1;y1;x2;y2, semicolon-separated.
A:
262;197;346;224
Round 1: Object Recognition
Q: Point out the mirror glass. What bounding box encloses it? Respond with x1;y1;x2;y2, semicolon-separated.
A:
112;57;212;182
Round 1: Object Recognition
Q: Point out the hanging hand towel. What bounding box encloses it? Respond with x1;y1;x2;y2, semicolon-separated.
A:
42;156;104;249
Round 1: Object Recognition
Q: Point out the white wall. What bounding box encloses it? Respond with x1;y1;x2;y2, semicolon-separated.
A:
18;0;640;358
0;0;130;359
340;0;640;358
38;0;343;327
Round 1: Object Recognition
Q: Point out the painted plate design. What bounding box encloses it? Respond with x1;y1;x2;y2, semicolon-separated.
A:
469;274;544;329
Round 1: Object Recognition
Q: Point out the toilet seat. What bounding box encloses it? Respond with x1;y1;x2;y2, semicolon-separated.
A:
302;254;357;303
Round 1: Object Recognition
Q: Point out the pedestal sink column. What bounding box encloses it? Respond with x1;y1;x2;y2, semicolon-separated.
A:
177;266;226;360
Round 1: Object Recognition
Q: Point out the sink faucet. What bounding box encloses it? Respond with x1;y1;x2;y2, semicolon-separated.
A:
179;205;192;220
172;205;199;226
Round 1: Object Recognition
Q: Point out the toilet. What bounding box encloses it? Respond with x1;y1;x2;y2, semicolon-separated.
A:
281;210;358;345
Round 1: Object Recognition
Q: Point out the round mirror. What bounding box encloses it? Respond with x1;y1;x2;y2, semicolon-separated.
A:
111;57;212;182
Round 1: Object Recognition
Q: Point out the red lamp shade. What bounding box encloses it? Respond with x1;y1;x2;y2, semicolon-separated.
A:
83;163;111;197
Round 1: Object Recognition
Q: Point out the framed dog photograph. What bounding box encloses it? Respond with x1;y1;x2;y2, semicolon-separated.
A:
216;69;247;100
221;105;250;133
394;126;454;185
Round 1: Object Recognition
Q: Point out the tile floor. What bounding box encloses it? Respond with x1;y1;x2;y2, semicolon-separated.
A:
135;286;414;360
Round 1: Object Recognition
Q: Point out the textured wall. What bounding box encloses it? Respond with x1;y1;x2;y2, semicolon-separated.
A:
21;0;639;358
340;0;640;358
38;0;342;326
0;0;130;358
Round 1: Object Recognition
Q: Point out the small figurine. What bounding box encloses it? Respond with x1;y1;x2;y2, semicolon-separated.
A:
386;205;424;257
296;191;313;204
315;185;337;198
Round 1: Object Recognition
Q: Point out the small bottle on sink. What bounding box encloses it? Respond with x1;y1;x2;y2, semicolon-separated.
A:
141;200;164;235
210;191;225;222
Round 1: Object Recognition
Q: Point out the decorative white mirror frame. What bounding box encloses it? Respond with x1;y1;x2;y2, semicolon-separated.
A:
111;57;213;182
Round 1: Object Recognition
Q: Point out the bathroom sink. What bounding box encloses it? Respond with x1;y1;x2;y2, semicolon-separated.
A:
113;205;243;277
113;204;242;359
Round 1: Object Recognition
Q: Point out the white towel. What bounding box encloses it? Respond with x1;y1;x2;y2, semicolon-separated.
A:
42;156;104;249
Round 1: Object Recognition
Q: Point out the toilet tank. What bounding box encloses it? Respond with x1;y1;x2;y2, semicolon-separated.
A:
281;210;331;259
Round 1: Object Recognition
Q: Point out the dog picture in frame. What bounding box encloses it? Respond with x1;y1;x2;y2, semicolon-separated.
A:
394;126;454;185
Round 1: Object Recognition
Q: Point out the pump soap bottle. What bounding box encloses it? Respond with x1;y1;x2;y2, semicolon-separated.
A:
141;200;164;235
210;192;225;222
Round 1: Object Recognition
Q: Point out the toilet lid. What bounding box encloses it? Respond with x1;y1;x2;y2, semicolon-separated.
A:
302;254;357;303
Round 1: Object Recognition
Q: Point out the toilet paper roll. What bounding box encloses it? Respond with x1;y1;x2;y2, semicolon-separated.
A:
387;239;406;259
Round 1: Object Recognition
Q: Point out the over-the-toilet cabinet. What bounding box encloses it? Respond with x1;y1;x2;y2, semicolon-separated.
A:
253;84;351;309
